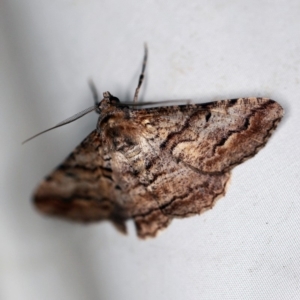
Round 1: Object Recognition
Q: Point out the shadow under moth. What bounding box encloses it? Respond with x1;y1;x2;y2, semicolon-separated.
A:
26;46;284;238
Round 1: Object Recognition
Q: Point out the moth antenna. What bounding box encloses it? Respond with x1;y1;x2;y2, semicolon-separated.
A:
88;79;99;106
22;105;96;144
117;99;192;107
133;43;148;103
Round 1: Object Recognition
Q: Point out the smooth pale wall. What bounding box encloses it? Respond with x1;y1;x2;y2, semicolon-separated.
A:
1;1;298;300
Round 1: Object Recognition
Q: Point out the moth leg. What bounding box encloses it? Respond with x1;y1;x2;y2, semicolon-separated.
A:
111;218;127;235
133;43;148;103
134;209;171;239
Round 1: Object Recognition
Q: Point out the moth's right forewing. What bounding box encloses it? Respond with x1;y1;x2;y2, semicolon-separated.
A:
33;130;129;232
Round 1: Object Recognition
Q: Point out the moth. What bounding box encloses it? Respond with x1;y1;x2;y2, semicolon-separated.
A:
26;46;284;238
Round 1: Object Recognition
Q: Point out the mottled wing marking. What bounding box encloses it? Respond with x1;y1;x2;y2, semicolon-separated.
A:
134;97;283;173
110;97;283;237
34;130;129;233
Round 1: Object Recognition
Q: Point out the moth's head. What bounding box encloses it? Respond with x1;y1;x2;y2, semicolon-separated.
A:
97;91;120;113
22;89;122;144
96;91;128;131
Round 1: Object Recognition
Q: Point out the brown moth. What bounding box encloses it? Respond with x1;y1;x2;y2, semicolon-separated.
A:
27;46;284;238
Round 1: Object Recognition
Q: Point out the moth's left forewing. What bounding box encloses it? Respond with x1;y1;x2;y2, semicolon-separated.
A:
126;98;283;238
117;104;231;237
178;98;284;173
152;98;283;173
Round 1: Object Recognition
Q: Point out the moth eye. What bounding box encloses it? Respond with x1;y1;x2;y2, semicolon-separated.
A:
110;96;120;105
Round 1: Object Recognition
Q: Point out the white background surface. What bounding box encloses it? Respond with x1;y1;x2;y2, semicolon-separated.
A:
0;1;299;299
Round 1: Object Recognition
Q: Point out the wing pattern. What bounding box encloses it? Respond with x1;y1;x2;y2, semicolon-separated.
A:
34;97;283;238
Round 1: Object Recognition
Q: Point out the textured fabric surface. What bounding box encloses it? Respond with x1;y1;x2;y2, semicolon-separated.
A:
0;1;298;299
